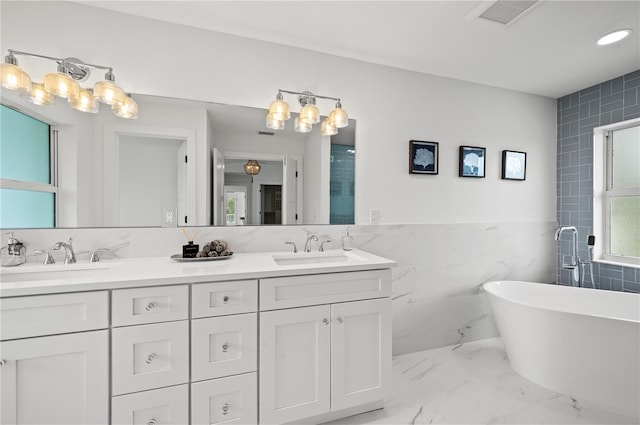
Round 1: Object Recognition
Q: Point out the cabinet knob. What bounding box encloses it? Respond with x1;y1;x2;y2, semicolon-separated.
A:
146;301;158;311
223;295;230;303
222;403;230;415
147;419;156;425
0;359;5;367
146;353;157;364
337;317;344;324
322;318;329;325
222;343;229;353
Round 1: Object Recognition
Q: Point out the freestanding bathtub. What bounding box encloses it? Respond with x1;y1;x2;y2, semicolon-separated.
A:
484;280;640;417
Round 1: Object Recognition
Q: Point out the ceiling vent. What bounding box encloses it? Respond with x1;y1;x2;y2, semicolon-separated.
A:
469;0;540;27
257;131;275;136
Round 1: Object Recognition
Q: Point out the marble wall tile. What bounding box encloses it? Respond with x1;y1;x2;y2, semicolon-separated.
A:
6;221;556;355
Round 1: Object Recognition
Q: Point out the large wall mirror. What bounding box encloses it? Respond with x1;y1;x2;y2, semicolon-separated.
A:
0;90;355;228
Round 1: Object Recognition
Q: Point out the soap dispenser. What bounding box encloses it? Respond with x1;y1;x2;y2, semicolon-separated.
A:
341;227;354;251
2;232;26;267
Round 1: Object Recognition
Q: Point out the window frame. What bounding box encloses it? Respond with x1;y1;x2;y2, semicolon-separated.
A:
0;104;59;228
593;117;640;268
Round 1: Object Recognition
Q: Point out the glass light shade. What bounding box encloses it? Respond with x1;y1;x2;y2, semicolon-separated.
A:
93;79;125;105
268;98;290;121
294;116;312;133
299;103;320;124
21;82;54;106
112;95;139;119
43;72;80;99
1;63;31;92
244;160;261;175
69;88;99;113
320;119;338;136
328;106;349;128
266;113;285;130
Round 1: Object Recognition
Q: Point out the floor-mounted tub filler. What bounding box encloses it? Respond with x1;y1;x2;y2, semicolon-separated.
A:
484;281;640;418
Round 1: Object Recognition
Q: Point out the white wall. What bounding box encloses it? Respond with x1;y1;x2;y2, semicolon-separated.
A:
0;1;557;226
214;133;306;157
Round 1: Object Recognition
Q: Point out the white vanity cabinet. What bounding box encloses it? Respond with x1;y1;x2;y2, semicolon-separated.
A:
259;269;392;425
0;251;394;425
0;292;110;425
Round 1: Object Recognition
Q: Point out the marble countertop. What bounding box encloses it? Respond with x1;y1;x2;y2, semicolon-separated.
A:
0;249;395;297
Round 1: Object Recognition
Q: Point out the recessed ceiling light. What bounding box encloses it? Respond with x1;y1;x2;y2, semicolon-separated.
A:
597;29;632;46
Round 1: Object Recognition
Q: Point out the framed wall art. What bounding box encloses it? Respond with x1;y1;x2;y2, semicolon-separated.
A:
409;140;438;175
502;150;527;181
459;146;486;178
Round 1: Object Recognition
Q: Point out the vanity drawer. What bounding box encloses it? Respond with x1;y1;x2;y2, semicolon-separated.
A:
191;372;257;425
259;269;392;310
0;291;109;340
192;313;257;382
112;285;188;326
111;384;188;425
192;280;257;318
112;321;189;395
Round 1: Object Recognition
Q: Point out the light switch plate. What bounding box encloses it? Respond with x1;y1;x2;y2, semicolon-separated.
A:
370;209;380;224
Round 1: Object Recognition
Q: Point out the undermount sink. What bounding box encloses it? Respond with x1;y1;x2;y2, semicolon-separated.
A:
0;262;119;283
272;251;364;266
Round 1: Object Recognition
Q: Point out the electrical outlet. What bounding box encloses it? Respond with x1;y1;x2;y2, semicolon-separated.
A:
370;209;380;224
161;207;178;228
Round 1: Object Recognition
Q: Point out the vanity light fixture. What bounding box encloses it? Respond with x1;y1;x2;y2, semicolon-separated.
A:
597;29;632;46
0;49;137;119
244;160;261;176
266;89;349;135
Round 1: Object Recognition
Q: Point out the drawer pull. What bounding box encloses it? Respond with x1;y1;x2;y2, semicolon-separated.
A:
337;317;344;324
222;343;230;353
147;419;156;425
146;353;157;364
222;403;230;415
223;295;230;303
0;359;6;367
145;301;158;311
322;318;329;325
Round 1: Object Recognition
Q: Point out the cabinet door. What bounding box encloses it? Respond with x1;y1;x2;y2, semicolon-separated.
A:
192;313;257;382
259;305;331;424
192;373;257;425
111;384;188;425
331;298;391;411
112;321;189;395
0;330;109;425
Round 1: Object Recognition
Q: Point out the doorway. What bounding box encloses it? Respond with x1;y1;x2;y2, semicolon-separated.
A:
261;185;282;224
224;185;247;225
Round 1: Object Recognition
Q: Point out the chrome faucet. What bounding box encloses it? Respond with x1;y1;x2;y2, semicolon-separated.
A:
52;238;77;264
304;234;319;252
555;226;581;286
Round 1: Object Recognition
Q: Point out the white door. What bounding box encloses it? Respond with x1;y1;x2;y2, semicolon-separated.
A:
212;148;226;225
259;305;331;424
330;298;391;411
281;155;297;224
192;373;257;425
1;330;109;425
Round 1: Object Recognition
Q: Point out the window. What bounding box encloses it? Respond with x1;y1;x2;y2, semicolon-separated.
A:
593;118;640;267
0;104;57;228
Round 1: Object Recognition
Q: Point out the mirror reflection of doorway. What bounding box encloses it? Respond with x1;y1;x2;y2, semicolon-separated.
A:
224;185;247;225
261;185;282;224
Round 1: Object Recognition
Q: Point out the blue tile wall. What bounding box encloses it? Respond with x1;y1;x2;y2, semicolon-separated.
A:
330;144;355;224
556;70;640;292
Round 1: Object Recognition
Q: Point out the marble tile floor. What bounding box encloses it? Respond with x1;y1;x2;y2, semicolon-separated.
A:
326;338;638;425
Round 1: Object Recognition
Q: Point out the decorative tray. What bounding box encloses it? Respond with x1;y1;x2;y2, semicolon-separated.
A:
170;253;234;262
